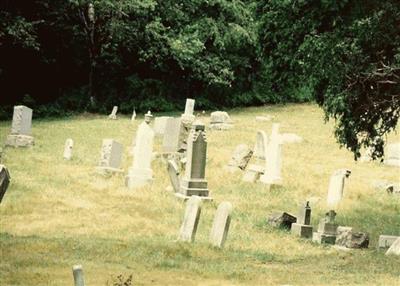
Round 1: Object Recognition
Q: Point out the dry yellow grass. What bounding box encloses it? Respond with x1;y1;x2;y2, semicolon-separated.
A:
0;103;399;285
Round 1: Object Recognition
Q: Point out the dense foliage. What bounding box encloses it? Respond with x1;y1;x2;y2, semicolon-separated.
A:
1;0;399;158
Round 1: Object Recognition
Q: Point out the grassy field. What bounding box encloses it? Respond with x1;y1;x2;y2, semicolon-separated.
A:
0;103;399;286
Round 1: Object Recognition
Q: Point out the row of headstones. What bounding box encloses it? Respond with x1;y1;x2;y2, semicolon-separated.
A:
268;202;400;255
178;196;232;248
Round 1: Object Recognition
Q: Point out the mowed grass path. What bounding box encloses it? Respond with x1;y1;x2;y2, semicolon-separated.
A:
0;104;399;285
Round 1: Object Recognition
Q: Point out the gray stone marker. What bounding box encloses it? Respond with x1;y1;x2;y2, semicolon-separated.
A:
254;131;268;160
178;196;202;242
96;139;123;175
131;109;136;121
0;165;11;203
260;124;283;186
209;202;233;248
108;106;118;119
63;138;74;160
72;265;85;286
385;237;400;256
378;235;400;249
291;201;313;238
312;210;338;244
267;212;297;229
335;226;369;249
327;169;351;209
178;121;211;200
384;143;400;167
167;160;180;193
209;111;233;130
126;121;154;189
154;116;172;136
162;118;182;153
226;144;253;172
5;105;34;147
181;98;196;123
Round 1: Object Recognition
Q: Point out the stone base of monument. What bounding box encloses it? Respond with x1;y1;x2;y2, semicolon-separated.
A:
125;168;153;189
177;178;212;201
242;164;264;182
5;134;34;147
259;174;282;186
291;223;313;238
209;123;233;130
95;166;124;176
175;192;213;201
312;232;336;244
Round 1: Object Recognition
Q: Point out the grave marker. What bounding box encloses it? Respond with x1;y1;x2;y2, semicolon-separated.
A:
178;196;202;242
5;105;34;147
209;202;233;248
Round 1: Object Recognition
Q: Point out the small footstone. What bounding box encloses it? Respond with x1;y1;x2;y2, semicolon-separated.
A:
378;235;399;249
178;196;202;242
0;165;11;203
209;202;233;248
385;237;400;256
335;226;369;249
267;212;297;229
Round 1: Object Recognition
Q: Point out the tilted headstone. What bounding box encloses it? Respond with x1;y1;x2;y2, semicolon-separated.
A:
335;226;369;249
72;265;85;286
312;210;338;244
181;98;196;123
154;116;172;136
0;165;11;203
132;109;137;121
209;111;233;130
63;138;74;160
291;201;313;238
385;237;400;256
242;131;267;182
108;106;118;119
384;143;400;167
209;202;233;248
178;196;202;242
242;164;264;183
260;124;282;186
96;139;123;175
226;144;253;172
167;160;180;193
5;105;34;147
178;121;211;200
126;122;154;189
327;169;351;209
162;118;182;153
267;212;297;229
378;235;399;249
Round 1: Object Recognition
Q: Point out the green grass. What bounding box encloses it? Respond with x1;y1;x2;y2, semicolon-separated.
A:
1;104;399;285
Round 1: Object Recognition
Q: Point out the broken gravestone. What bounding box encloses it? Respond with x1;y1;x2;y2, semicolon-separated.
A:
267;212;297;229
335;226;369;249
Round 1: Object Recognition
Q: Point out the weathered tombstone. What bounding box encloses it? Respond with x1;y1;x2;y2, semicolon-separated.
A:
167;160;180;193
385;237;400;256
178;121;211;200
181;98;196;123
312;210;338;244
291;201;313;238
72;265;85;286
96;139;123;175
384;143;400;167
154;116;172;137
267;212;297;229
279;133;303;144
378;235;400;249
209;202;233;248
108;106;118;119
209;111;233;130
242;131;268;182
335;226;369;249
132;109;137;120
226;144;253;172
5;105;35;147
254;131;268;160
326;169;351;209
260;124;282;186
178;196;202;242
0;165;11;203
63;138;74;160
125;121;154;189
162;118;182;153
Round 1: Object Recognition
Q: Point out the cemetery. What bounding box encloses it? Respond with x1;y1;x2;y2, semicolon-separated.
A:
1;1;399;285
0;103;399;285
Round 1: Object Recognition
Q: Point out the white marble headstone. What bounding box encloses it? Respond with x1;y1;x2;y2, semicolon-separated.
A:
178;196;202;242
326;169;351;208
108;106;118;119
11;105;32;135
63;138;74;160
384;143;400;167
209;202;233;248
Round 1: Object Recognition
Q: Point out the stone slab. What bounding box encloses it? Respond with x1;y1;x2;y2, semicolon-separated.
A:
312;232;336;244
385;237;400;256
209;202;233;248
0;165;11;203
291;223;313;238
378;235;399;249
178;196;202;242
267;212;297;229
167;160;180;193
5;134;34;147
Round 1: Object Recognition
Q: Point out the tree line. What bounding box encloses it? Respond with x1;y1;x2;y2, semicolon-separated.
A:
1;0;399;158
